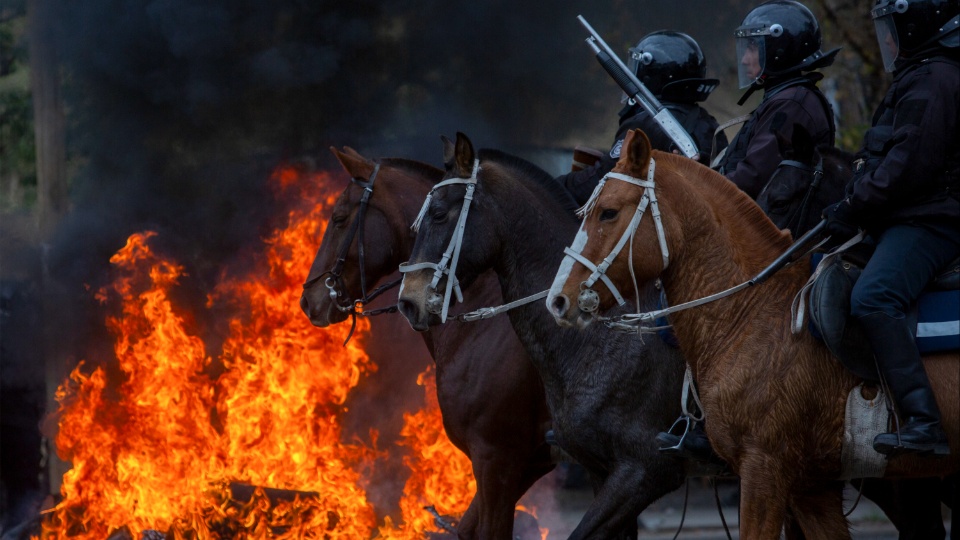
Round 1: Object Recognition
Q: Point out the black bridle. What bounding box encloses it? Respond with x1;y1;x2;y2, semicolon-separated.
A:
302;163;401;344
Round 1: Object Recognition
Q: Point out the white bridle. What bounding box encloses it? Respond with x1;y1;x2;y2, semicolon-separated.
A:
560;158;670;312
398;159;480;323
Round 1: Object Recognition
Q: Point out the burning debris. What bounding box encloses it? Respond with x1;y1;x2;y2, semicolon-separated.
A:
31;167;493;539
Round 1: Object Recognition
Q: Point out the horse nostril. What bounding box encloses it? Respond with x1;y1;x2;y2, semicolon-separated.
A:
551;294;569;317
299;293;310;315
398;298;418;321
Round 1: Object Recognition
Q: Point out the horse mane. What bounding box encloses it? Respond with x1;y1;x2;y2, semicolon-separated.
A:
477;148;580;216
661;151;793;251
379;157;443;180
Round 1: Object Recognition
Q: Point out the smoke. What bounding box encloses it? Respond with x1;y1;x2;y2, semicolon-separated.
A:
4;0;755;523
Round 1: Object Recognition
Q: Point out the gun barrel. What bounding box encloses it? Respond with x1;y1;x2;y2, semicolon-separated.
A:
576;14;699;160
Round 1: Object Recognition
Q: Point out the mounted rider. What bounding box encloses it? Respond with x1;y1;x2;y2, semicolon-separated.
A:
715;0;839;200
823;0;959;456
658;0;840;466
558;30;727;205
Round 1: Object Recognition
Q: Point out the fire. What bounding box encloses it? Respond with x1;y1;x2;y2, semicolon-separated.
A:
42;165;486;538
378;367;476;539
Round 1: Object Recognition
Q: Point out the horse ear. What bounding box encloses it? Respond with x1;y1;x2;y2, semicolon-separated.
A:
453;132;475;177
341;146;365;160
329;146;373;178
441;135;456;171
622;129;653;175
790;123;815;160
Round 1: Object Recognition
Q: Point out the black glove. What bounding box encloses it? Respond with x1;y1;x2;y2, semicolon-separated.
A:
822;199;859;247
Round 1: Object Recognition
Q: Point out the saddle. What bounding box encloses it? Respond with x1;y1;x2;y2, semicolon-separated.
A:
808;247;960;381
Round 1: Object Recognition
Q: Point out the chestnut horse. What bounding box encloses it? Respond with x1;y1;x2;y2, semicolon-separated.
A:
397;133;690;540
299;148;553;540
547;129;960;539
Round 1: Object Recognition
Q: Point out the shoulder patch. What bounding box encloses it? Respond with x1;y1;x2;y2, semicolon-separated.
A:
610;139;624;158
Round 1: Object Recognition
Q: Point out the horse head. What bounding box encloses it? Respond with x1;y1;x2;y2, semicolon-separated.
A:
757;123;852;237
300;147;442;327
396;133;500;331
547;129;696;328
398;132;579;331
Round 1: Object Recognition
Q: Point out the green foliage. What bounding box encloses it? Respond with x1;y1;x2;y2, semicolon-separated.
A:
0;14;36;210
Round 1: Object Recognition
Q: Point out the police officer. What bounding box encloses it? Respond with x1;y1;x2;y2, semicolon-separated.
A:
823;0;958;456
716;0;839;200
656;0;839;466
558;30;726;205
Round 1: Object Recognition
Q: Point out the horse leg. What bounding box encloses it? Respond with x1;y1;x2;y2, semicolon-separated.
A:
468;453;516;540
471;449;553;540
567;462;681;540
738;456;793;540
788;482;852;540
858;477;946;539
456;496;480;540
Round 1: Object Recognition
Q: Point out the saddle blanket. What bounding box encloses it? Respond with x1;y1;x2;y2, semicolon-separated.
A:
916;289;960;353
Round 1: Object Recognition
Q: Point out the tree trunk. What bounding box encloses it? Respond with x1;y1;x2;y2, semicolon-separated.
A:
813;0;889;144
28;0;67;240
28;0;69;498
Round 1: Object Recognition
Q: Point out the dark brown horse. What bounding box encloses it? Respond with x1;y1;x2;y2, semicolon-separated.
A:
299;148;553;540
397;133;691;539
547;129;960;539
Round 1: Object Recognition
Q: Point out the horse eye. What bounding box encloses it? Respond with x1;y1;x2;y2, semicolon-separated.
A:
599;208;619;222
430;209;449;224
331;214;348;227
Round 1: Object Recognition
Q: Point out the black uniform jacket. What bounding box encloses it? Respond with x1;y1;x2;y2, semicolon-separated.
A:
557;101;726;205
719;75;834;200
847;54;960;229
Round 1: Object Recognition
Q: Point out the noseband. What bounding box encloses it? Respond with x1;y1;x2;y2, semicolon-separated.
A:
398;159;480;323
560;158;670;313
302;164;401;342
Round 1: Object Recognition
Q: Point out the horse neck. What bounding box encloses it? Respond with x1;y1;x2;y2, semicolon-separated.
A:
477;168;593;396
486;170;579;302
656;168;807;376
381;167;437;259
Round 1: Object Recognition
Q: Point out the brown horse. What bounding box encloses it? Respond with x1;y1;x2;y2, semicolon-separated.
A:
300;148;553;540
547;129;960;539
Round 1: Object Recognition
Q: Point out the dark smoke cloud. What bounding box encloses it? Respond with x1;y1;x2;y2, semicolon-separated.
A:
5;0;754;521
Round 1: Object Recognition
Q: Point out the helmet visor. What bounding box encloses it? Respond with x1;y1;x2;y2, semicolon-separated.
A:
621;46;654;103
735;35;766;88
873;16;900;72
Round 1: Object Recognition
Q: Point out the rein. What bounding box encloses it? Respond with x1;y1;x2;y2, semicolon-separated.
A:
561;159;669;313
398;160;480;323
558;154;833;334
301;164;401;344
604;222;831;334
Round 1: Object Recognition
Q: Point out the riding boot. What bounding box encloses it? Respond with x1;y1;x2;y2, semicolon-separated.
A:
656;420;727;466
861;312;951;456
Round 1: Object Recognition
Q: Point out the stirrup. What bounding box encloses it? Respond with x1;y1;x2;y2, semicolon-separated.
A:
657;416;693;453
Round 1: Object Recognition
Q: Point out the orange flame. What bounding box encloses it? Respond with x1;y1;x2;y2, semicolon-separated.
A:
41;165;487;538
378;367;476;539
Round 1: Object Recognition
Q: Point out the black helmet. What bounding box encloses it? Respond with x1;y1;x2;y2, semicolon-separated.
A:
734;0;839;88
626;31;719;103
871;0;959;72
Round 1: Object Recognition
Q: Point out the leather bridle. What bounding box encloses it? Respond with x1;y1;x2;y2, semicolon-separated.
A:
302;164;401;344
